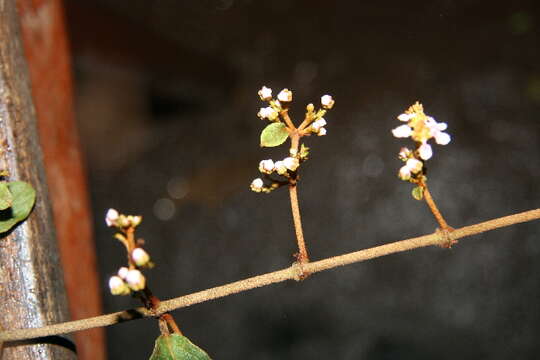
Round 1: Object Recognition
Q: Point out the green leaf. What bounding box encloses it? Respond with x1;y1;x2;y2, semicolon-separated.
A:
149;334;211;360
0;181;36;234
0;182;13;210
411;186;424;201
260;122;289;147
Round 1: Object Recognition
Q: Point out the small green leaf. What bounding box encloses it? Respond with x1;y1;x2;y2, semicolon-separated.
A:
260;122;289;147
0;181;36;234
149;334;211;360
0;182;13;210
412;186;424;201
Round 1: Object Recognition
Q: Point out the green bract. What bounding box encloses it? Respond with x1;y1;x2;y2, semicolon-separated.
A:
260;122;289;147
149;334;211;360
412;186;424;201
0;181;36;234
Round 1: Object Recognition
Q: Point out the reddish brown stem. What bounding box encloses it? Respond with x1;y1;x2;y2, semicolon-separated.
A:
422;184;451;231
143;287;182;335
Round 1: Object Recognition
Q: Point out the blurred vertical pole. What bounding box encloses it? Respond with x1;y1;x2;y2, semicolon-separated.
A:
14;0;106;359
0;0;76;359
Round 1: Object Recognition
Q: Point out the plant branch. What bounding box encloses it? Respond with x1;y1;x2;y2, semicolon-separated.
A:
1;208;539;343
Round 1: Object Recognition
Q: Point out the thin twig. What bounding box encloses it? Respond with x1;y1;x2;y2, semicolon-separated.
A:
422;183;451;230
289;183;309;264
0;208;538;343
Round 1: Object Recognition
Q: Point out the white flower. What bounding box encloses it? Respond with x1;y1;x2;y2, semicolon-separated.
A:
126;269;146;291
258;86;272;101
397;113;413;122
317;128;327;136
277;88;293;102
398;165;411;180
392;124;413;138
117;266;129;279
311;118;327;131
109;276;130;295
434;131;451;145
274;161;288;175
250;178;264;192
283;157;299;171
425;117;450;145
105;208;119;227
406;158;423;173
321;95;335;109
132;248;151;267
258;159;275;174
418;142;433;160
257;107;279;121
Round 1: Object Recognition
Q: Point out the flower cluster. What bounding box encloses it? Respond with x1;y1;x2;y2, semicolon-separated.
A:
392;102;451;183
251;86;334;193
106;208;152;296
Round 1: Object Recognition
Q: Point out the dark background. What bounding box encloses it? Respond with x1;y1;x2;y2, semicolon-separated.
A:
65;1;539;358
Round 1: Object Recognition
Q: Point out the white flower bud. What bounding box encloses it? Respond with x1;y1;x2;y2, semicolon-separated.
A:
126;269;146;291
321;95;335;109
258;159;275;174
117;266;129;279
398;165;411;180
132;248;151;267
283;157;300;171
277;89;293;102
311;118;327;131
130;215;142;227
317;127;327;136
434;132;451;145
250;178;264;192
257;107;279;121
406;158;423;174
105;208;119;227
392;124;413;138
418;143;433;160
274;161;288;175
109;275;130;295
258;86;272;101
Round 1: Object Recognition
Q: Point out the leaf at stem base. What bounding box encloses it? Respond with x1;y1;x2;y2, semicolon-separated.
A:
149;333;211;360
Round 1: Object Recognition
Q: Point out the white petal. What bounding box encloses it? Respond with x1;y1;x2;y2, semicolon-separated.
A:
397;113;411;122
392;124;412;138
435;132;451;145
418;143;433;160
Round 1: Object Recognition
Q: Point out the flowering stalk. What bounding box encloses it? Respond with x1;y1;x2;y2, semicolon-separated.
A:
105;209;181;335
251;86;335;268
392;102;454;241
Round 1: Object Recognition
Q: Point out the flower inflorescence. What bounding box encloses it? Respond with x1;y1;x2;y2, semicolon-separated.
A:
392;102;451;199
251;86;334;193
106;208;153;296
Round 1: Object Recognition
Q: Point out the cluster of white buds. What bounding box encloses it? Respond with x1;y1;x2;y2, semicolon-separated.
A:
109;267;146;295
106;209;152;296
392;102;451;161
257;157;299;175
393;102;451;185
310;118;327;136
105;208;142;229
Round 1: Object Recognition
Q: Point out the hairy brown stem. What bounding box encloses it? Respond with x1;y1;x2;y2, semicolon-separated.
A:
289;183;309;264
1;209;538;343
422;183;451;231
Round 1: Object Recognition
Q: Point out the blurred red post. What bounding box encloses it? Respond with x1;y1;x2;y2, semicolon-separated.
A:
16;0;106;359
